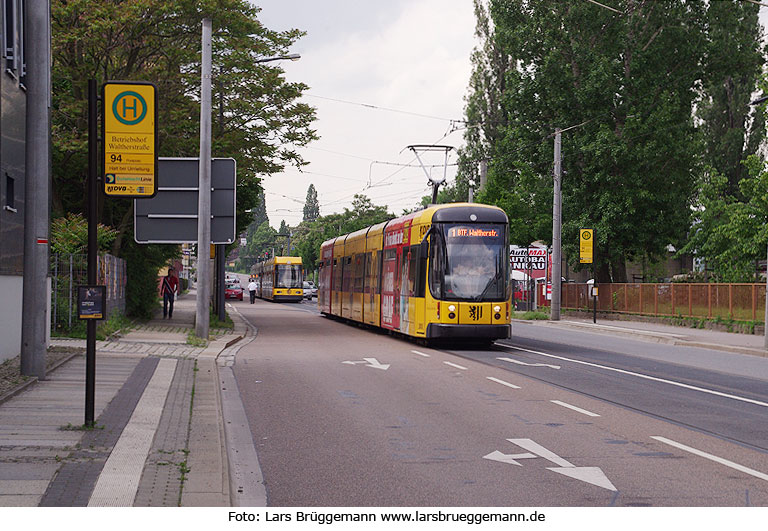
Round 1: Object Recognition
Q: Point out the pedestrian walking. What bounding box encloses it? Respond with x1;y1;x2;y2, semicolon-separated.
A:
248;278;257;304
161;266;179;318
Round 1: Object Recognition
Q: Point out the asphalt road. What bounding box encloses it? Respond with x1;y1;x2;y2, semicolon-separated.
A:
230;297;768;507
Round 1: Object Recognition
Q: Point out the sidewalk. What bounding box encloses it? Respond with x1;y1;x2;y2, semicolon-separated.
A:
0;289;247;507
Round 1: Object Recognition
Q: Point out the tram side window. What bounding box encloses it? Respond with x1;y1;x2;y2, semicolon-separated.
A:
333;259;342;291
354;253;365;293
407;245;418;297
429;233;444;299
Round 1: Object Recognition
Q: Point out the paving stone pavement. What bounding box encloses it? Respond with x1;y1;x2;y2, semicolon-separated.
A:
0;289;247;507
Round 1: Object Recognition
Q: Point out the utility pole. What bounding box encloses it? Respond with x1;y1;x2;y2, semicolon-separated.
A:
196;18;212;339
551;128;562;321
21;0;51;380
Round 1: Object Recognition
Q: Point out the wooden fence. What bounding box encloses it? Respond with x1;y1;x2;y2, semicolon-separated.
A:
562;283;766;322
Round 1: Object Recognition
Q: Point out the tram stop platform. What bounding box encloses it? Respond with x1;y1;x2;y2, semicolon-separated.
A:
0;289;250;507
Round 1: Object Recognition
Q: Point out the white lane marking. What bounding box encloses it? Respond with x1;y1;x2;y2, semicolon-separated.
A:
411;350;431;357
499;344;768;409
486;376;521;389
551;400;600;417
485;438;617;491
342;358;390;370
651;436;768;483
88;358;177;506
497;357;561;370
443;361;468;370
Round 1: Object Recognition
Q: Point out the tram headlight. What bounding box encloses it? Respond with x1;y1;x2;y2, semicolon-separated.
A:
448;305;456;312
448;305;456;320
494;305;501;313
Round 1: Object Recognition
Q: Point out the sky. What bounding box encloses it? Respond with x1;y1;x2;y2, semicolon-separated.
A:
252;0;477;227
253;1;768;229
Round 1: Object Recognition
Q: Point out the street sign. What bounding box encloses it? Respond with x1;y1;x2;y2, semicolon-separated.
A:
579;228;593;264
103;82;158;197
134;157;236;244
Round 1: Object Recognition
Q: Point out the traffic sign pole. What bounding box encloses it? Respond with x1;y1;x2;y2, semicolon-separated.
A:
86;79;98;427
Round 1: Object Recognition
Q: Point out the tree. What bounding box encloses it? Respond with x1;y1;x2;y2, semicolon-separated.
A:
51;0;317;316
697;1;765;199
679;156;768;282
474;1;708;282
303;184;320;222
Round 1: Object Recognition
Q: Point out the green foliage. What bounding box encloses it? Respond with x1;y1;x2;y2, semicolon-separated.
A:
303;184;320;222
50;213;119;254
51;0;317;317
679;158;768;282
290;194;393;269
461;1;765;283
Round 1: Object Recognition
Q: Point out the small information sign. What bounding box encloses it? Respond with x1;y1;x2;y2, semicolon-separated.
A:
77;286;106;320
102;81;158;197
580;228;594;264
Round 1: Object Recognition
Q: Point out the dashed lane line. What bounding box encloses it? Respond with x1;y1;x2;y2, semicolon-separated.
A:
443;361;468;371
411;350;431;357
486;376;521;389
551;400;600;417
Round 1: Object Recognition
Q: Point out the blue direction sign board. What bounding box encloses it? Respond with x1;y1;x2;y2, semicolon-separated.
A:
134;158;236;244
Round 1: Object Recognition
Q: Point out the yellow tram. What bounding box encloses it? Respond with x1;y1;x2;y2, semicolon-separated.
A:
318;203;511;341
251;256;304;302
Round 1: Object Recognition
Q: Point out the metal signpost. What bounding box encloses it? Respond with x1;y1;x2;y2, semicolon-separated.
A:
84;79;158;427
580;228;596;323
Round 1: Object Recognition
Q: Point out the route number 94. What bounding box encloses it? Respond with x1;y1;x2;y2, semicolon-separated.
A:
110;154;123;163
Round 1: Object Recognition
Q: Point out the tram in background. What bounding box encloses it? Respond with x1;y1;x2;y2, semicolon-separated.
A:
251;256;304;302
318;203;511;342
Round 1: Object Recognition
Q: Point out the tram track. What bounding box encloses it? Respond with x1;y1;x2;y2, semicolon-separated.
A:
431;339;768;456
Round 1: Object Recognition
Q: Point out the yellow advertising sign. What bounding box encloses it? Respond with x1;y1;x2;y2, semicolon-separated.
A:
103;82;157;197
580;228;594;264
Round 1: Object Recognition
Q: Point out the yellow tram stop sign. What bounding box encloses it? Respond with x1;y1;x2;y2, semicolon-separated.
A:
579;228;594;264
102;82;158;197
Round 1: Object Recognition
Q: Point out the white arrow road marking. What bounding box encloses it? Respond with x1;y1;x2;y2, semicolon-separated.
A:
497;357;561;370
547;467;617;492
363;357;390;370
483;450;538;466
341;358;390;370
485;438;617;492
507;439;573;468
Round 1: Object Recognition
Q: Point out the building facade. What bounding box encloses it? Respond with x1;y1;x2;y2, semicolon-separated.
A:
0;0;27;363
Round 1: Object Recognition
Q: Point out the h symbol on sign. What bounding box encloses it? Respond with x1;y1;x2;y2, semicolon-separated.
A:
121;97;138;119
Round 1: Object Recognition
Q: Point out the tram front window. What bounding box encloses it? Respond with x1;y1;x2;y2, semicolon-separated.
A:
430;223;508;301
276;265;303;288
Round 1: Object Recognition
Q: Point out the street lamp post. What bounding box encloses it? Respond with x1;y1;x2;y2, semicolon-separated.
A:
195;19;300;337
750;95;768;350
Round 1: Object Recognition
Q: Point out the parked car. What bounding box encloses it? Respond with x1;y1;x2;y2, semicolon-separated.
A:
225;284;244;300
303;281;317;300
